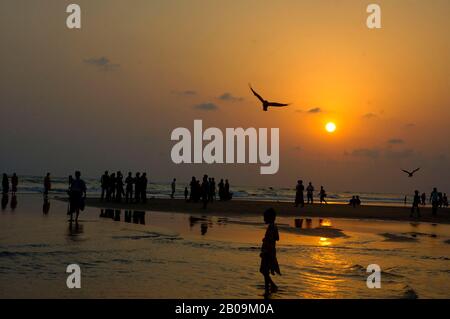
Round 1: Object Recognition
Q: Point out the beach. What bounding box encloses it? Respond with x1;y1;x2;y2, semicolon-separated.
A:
1;194;449;298
81;198;450;224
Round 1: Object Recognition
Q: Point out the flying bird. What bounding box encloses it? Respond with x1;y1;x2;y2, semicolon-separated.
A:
402;168;420;177
249;84;289;111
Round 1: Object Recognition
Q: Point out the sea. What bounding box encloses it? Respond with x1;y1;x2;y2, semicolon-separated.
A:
15;175;409;206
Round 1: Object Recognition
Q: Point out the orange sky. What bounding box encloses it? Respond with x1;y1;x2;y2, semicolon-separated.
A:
0;0;449;193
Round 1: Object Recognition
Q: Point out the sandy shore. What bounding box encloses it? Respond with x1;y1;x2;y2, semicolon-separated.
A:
79;197;450;224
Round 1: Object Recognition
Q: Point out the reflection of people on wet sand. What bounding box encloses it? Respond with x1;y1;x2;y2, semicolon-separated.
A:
410;190;421;218
10;195;17;211
260;208;281;298
1;194;8;210
68;171;87;222
43;197;50;214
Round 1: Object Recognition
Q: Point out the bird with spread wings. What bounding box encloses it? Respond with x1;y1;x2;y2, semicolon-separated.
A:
402;168;420;177
249;84;289;111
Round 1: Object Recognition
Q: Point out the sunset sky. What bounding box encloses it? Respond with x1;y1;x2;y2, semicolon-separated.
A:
0;0;449;193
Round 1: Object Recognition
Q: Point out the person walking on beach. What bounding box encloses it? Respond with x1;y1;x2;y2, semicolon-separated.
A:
411;190;421;218
171;178;176;199
43;173;51;196
125;172;134;203
11;173;18;195
260;208;281;297
100;171;109;201
68;171;87;222
2;174;9;195
295;180;304;207
140;173;148;203
430;188;439;216
306;182;314;204
443;193;448;208
184;187;189;201
319;186;328;204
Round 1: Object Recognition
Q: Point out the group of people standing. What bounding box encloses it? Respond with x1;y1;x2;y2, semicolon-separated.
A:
295;180;327;207
100;171;148;203
185;175;233;209
411;187;448;217
2;173;19;195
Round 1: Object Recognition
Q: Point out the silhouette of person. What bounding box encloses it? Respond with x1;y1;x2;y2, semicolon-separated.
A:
411;190;421;218
116;171;125;202
201;175;209;209
184;187;189;201
43;173;51;196
2;174;9;194
125;172;134;203
356;195;361;206
218;179;225;201
443;193;448;208
100;171;109;201
134;173;141;203
225;179;231;200
109;173;116;201
430;187;439;216
68;175;73;189
306;182;314;204
421;193;426;206
210;178;216;201
260;208;281;297
319;186;327;204
140;173;148;203
68;171;87;222
349;196;356;207
171;178;176;199
295;180;304;207
438;192;443;208
11;173;18;195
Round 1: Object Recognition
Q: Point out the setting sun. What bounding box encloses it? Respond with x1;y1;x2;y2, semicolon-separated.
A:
325;122;337;133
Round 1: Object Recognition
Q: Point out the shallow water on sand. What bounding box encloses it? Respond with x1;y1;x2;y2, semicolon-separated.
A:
1;195;449;299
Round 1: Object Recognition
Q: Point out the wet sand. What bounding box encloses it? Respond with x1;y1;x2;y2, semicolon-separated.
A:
79;198;450;224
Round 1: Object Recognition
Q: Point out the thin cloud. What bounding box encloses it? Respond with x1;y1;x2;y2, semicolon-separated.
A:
83;57;120;70
385;149;415;159
363;113;378;119
218;92;243;102
348;148;380;159
388;138;405;145
172;90;197;96
307;107;322;114
194;102;218;111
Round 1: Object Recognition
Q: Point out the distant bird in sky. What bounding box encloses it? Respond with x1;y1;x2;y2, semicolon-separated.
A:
249;84;289;111
402;168;420;177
